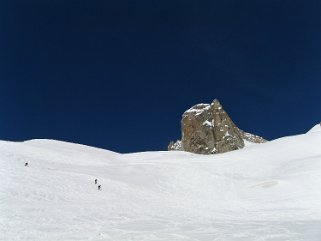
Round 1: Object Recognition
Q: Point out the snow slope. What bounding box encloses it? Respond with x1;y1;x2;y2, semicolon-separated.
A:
1;125;321;241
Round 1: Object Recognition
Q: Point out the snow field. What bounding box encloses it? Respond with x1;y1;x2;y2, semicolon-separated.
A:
1;124;321;240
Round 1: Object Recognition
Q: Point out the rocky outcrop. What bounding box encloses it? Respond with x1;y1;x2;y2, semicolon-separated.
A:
168;140;182;151
169;99;267;154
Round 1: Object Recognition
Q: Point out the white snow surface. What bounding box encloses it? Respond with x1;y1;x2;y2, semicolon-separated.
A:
202;120;213;127
307;123;321;133
1;127;321;241
185;104;210;116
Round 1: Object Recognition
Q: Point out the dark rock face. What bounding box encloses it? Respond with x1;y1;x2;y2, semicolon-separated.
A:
169;99;267;154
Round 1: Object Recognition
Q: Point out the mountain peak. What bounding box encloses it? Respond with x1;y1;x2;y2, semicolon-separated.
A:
211;98;222;109
169;99;266;154
212;98;221;105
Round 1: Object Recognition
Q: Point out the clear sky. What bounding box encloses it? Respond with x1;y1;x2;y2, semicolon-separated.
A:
1;0;321;153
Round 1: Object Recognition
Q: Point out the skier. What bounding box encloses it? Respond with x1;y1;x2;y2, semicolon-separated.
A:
98;185;101;191
95;179;97;184
25;162;28;166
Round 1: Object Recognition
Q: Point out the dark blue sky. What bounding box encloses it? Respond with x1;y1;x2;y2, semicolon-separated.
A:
1;0;321;153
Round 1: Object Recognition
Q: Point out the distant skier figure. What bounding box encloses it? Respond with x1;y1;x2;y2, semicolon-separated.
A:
95;179;97;184
24;162;28;166
98;185;101;191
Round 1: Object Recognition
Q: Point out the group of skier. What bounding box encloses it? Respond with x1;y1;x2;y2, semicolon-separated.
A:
95;178;101;190
24;162;102;191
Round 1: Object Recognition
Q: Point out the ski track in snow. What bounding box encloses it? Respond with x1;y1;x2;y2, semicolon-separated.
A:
1;125;321;240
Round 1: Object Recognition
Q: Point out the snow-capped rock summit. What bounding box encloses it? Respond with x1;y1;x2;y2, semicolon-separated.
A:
168;99;266;154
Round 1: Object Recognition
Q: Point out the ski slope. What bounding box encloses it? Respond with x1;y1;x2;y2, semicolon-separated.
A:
1;124;321;241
